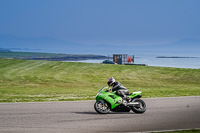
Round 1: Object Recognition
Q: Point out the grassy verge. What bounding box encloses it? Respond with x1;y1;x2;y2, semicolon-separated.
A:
0;58;200;102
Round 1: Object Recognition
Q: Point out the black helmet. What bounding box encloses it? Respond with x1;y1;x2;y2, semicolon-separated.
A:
107;77;115;86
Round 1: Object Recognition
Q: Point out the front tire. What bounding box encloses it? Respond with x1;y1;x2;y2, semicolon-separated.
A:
94;101;110;114
131;98;146;113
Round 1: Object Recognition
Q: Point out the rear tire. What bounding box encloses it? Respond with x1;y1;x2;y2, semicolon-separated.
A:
94;101;110;114
131;98;146;113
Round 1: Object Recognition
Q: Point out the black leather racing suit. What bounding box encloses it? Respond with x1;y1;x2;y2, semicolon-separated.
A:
112;81;129;98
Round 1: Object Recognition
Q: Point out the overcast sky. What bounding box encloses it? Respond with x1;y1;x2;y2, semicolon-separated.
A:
0;0;200;46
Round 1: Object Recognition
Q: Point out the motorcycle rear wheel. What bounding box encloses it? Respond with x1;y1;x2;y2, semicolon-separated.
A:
131;98;146;113
94;101;110;114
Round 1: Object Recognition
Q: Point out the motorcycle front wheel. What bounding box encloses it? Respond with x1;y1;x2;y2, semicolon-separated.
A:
94;101;110;114
131;98;146;113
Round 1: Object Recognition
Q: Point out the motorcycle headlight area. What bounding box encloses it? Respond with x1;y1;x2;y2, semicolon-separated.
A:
96;93;103;97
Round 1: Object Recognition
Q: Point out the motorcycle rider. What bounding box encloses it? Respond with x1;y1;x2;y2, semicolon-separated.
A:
107;77;130;101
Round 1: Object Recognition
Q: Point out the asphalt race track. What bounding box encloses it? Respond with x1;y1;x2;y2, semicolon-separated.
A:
0;96;200;133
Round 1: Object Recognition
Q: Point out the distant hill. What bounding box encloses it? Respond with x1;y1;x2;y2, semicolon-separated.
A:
0;34;116;54
0;34;86;52
0;51;108;61
0;34;200;55
141;38;200;51
0;48;11;52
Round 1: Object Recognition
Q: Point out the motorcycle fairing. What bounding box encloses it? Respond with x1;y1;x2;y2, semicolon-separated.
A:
128;91;142;98
96;88;122;109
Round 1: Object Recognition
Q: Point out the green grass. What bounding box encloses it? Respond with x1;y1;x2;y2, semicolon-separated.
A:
0;58;200;102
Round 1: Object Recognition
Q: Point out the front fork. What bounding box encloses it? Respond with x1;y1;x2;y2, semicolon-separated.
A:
99;99;105;104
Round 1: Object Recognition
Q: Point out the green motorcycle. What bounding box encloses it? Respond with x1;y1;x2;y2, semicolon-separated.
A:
94;87;146;114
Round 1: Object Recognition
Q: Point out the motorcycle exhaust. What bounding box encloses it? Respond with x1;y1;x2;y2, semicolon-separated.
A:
127;102;140;107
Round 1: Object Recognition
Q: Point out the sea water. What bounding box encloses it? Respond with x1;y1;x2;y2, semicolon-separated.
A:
63;50;200;69
134;50;200;69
